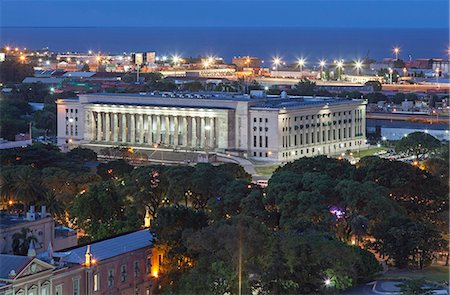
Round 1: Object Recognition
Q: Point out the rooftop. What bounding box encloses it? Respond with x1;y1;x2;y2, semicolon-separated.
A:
0;255;32;279
0;213;51;230
50;229;153;265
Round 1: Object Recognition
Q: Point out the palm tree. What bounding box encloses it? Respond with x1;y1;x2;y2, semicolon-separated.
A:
12;228;38;256
12;167;43;208
40;190;64;222
0;171;15;205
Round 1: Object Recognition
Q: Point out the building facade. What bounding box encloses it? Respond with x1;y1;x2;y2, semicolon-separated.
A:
57;91;367;162
0;230;159;295
0;206;76;255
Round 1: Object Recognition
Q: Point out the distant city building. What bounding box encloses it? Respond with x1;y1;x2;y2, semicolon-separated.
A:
0;229;160;295
57;91;367;162
232;56;262;70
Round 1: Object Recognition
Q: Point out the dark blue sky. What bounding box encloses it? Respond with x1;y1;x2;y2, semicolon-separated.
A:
1;0;449;28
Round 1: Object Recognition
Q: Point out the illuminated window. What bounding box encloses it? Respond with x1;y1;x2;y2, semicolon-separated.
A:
94;273;100;291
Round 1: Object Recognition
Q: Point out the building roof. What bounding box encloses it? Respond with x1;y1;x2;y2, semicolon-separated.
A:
0;213;51;230
22;77;63;84
55;229;153;265
62;72;96;78
0;255;32;279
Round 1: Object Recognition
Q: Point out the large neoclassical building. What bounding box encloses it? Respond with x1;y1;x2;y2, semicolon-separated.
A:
57;91;367;162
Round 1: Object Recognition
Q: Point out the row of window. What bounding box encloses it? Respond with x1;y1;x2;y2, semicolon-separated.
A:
281;141;360;158
66;108;78;114
253;135;269;148
281;119;360;132
253;117;269;123
282;127;354;148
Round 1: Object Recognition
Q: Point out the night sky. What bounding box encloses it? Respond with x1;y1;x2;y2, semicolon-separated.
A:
1;0;449;28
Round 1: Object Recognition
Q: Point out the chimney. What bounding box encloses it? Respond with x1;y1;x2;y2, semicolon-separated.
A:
27;240;36;257
41;205;47;218
30;205;35;213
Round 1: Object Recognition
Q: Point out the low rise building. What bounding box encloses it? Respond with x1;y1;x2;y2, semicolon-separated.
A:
57;91;367;163
0;229;160;295
0;206;76;255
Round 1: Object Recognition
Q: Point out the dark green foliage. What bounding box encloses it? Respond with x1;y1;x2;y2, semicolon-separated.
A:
12;228;37;255
97;159;133;180
395;132;441;159
0;60;34;84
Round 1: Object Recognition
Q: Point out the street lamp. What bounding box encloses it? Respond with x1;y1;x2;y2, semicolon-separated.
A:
319;60;326;80
354;60;363;75
388;68;393;84
336;61;344;80
403;67;407;77
172;54;181;66
435;68;440;85
272;56;282;71
202;59;210;69
297;58;306;78
393;47;400;60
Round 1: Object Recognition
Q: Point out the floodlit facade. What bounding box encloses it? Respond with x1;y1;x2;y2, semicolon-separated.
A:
57;91;367;162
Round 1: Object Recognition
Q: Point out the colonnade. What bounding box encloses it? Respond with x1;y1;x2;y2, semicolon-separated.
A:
87;111;217;148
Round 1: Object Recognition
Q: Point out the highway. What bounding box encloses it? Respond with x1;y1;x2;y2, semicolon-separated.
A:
367;112;449;124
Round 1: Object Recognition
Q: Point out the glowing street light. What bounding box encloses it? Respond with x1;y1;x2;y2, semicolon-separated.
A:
393;47;400;60
354;60;363;75
19;55;26;62
324;279;332;287
319;60;326;80
172;54;181;66
272;56;282;70
388;67;393;84
336;60;344;80
297;58;306;77
202;59;210;69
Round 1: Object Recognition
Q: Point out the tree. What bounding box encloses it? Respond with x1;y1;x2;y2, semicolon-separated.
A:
398;278;433;295
395;132;441;159
370;216;443;268
70;181;138;240
0;60;34;84
97;159;133;180
67;147;97;162
12;166;44;207
290;79;316;96
122;165;169;219
12;228;37;255
80;63;90;72
364;81;382;91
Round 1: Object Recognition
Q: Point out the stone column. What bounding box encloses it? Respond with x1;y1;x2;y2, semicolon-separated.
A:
200;117;205;148
113;113;119;142
192;117;197;147
182;117;188;146
121;113;127;143
173;116;179;146
156;115;161;144
97;112;102;141
164;116;170;145
147;115;153;144
130;113;136;144
210;117;216;148
90;111;96;141
105;112;111;142
139;114;144;144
